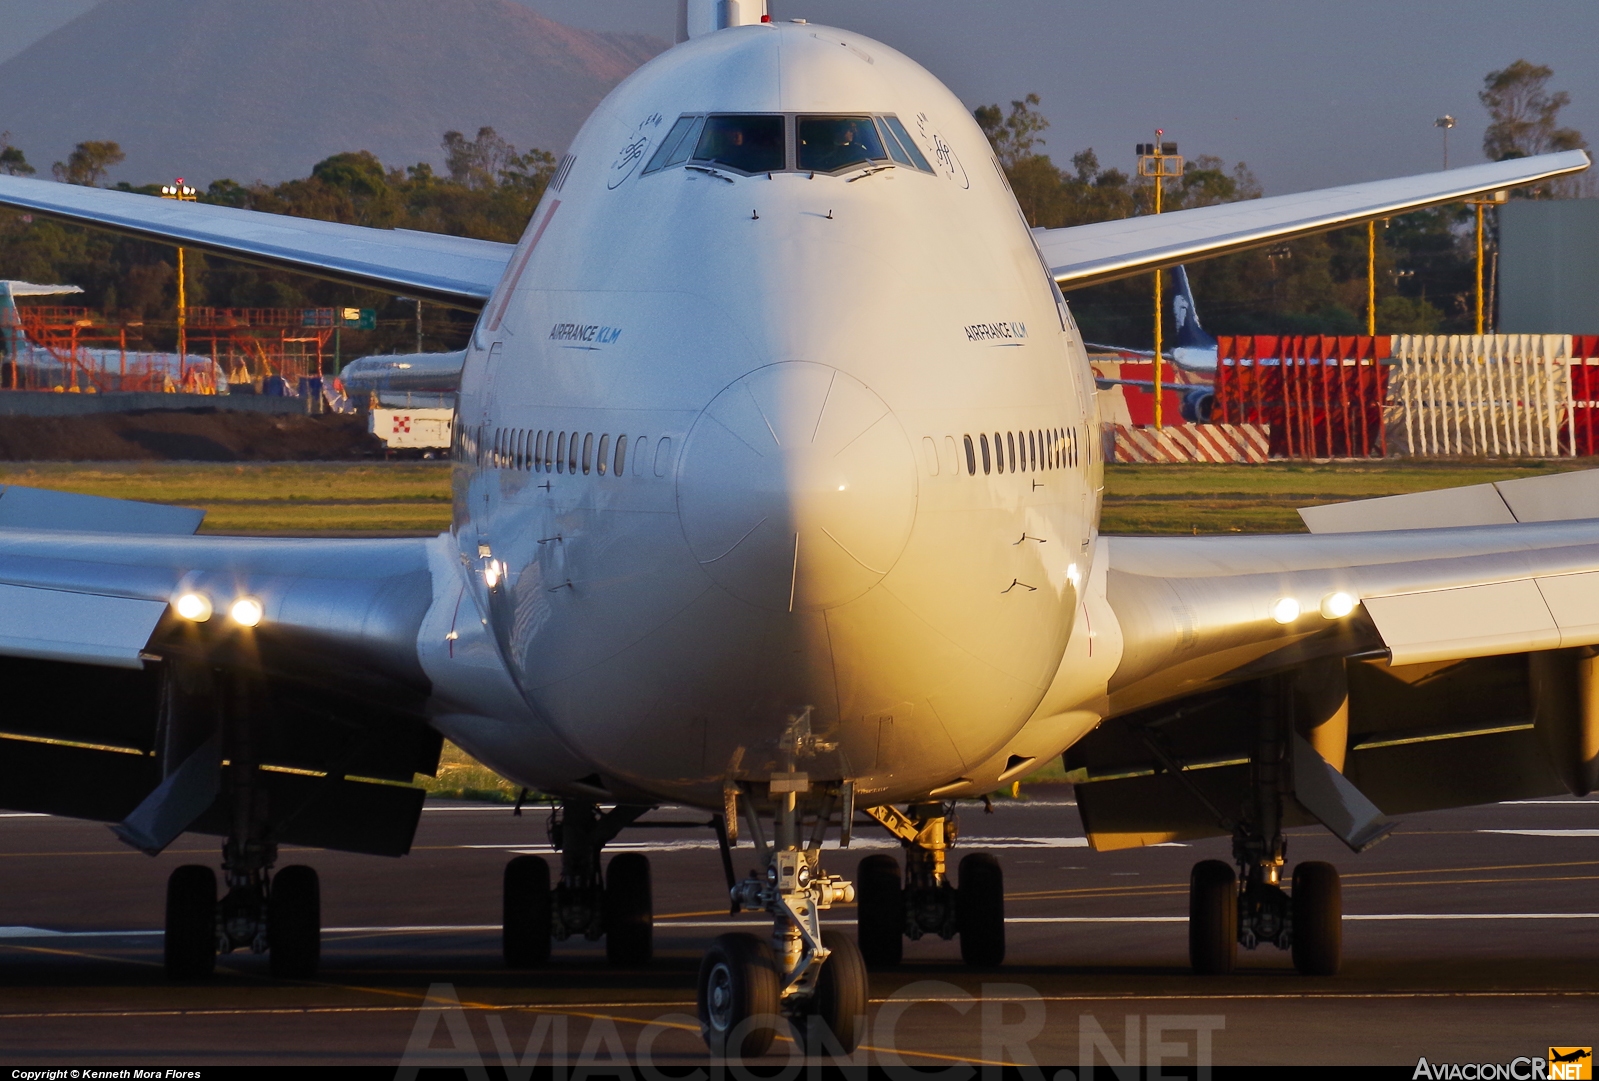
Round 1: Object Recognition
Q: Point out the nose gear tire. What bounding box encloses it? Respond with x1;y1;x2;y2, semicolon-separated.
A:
1189;859;1237;975
1291;861;1341;976
697;932;781;1059
164;864;218;980
855;853;904;968
956;852;1005;967
503;855;552;968
797;929;868;1054
604;852;653;966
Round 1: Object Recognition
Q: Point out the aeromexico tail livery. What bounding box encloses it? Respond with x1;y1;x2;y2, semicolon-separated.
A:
0;9;1592;1057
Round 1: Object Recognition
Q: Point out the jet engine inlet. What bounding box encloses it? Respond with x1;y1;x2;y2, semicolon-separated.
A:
677;362;916;612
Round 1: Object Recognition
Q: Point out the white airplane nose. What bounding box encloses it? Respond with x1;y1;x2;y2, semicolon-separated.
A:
677;361;917;612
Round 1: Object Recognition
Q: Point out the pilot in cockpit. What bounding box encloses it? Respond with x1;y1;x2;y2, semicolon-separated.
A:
798;116;883;173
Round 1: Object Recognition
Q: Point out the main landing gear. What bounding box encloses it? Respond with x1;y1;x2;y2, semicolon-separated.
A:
502;800;655;968
854;802;1005;970
162;679;319;980
1188;677;1342;977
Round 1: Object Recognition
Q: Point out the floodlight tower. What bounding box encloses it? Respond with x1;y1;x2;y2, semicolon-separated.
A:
160;180;198;375
1137;132;1183;429
1434;115;1455;170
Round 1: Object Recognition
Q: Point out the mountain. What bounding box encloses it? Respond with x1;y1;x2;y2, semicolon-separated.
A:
0;0;666;187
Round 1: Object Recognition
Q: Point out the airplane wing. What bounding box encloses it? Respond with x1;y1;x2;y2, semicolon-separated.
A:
1070;468;1599;853
0;175;511;309
0;485;446;857
1038;150;1590;289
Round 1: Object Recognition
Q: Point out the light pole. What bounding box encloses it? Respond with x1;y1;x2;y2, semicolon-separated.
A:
160;179;197;383
1137;132;1183;429
1434;116;1455;170
1467;189;1509;334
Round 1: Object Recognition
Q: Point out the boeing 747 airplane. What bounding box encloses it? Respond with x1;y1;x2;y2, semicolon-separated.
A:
0;1;1591;1058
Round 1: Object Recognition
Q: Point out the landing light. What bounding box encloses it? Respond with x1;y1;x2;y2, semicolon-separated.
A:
1270;597;1301;625
229;596;264;627
1320;591;1358;619
1066;563;1081;587
484;560;502;589
174;592;212;622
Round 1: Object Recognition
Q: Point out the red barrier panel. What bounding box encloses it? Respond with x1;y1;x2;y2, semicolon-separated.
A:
1570;339;1599;456
1214;336;1392;459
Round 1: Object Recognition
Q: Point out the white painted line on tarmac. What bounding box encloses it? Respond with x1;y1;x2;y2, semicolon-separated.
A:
0;812;47;818
1479;829;1599;837
10;912;1598;941
460;837;1126;854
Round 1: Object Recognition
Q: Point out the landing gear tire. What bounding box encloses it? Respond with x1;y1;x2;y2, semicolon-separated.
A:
956;852;1005;967
1189;859;1237;975
797;929;868;1054
1291;861;1341;976
603;852;653;967
856;854;904;969
503;854;552;968
697;932;781;1060
164;864;217;979
268;864;321;979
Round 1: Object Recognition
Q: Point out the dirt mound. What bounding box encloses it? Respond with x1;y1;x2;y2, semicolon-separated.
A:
0;409;389;461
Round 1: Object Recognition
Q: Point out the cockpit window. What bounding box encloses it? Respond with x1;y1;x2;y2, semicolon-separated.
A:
693;115;785;174
641;112;932;179
797;116;887;173
878;115;932;172
644;114;705;174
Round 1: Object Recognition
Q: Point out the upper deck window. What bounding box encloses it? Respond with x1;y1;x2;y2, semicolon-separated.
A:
693;115;785;174
797;116;888;173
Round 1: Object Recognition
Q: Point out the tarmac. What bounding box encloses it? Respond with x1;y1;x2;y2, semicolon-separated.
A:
0;793;1595;1069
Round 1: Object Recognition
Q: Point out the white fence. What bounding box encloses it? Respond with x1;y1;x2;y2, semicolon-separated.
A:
1387;334;1579;457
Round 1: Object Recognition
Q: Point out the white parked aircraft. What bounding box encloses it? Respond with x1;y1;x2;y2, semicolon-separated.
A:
0;3;1591;1059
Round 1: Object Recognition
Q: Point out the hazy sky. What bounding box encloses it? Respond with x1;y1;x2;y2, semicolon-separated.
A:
4;1;1595;195
517;0;1599;196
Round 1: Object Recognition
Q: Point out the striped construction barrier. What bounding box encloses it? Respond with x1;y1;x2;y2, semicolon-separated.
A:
1112;423;1271;464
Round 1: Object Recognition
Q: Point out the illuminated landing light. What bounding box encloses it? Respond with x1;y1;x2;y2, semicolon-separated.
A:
484;560;502;589
1320;591;1358;619
1270;597;1301;625
229;596;264;627
174;592;213;622
1066;563;1081;587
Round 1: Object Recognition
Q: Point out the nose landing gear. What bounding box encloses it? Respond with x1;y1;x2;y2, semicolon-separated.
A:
697;781;864;1058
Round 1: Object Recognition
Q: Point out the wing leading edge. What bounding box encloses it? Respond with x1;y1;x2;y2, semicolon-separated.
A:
0;175;511;309
1039;150;1590;290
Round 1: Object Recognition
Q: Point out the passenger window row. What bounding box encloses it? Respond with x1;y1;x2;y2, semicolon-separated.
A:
480;425;639;477
960;427;1083;476
643;112;934;178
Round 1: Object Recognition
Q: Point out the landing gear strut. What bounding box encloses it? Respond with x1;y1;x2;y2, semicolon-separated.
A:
161;674;319;980
696;716;867;1058
501;800;654;968
1188;676;1342;976
855;802;1005;969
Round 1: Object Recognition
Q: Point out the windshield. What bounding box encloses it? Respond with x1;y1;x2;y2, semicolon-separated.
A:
692;115;785;174
797;116;888;173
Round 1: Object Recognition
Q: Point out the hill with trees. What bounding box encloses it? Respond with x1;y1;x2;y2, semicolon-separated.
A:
0;0;662;188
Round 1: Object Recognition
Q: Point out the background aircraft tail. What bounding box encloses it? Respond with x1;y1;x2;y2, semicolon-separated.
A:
1171;265;1217;353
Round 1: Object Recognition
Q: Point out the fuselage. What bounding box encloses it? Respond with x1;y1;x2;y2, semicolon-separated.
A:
430;22;1108;807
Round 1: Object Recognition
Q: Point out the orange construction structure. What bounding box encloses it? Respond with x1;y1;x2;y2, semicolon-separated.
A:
3;304;343;394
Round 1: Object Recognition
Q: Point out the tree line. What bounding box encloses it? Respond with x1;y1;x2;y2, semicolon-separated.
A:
0;127;553;353
0;59;1586;351
977;59;1588;346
